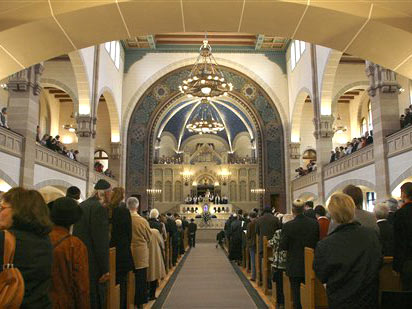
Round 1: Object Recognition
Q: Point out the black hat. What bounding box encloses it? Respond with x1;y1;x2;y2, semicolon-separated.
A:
51;197;82;227
263;206;272;213
94;179;111;190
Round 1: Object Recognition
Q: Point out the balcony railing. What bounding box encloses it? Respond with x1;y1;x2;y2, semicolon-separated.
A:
292;172;318;191
0;127;23;157
324;144;374;179
92;171;118;188
35;145;87;180
387;125;412;157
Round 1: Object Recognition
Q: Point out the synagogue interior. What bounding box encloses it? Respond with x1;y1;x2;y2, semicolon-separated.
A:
0;1;412;308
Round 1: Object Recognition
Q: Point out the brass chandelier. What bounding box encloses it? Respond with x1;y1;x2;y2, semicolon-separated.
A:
179;39;233;99
186;99;224;135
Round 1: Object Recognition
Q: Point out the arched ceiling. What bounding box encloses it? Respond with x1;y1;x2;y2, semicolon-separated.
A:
1;2;412;79
158;98;254;152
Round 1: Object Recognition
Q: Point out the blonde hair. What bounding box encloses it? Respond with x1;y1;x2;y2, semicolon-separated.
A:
150;208;159;219
110;187;125;207
327;193;355;224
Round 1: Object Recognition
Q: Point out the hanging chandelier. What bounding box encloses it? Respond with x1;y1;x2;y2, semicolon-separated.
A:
333;114;347;134
186;99;224;135
179;39;233;99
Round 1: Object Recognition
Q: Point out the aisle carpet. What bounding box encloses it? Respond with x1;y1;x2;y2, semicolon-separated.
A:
155;243;266;308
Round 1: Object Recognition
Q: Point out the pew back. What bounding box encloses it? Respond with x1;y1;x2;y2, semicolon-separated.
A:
262;236;273;294
380;256;401;292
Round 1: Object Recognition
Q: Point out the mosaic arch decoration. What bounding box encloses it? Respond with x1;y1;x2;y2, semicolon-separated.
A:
126;66;285;201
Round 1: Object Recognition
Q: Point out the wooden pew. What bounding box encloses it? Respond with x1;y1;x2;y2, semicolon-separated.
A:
283;272;294;309
380;256;401;292
256;234;261;286
300;247;328;309
107;247;120;309
262;236;273;295
127;271;135;309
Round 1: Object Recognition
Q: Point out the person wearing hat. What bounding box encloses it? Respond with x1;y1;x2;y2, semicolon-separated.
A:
280;199;319;309
188;218;197;248
49;197;90;308
73;179;112;309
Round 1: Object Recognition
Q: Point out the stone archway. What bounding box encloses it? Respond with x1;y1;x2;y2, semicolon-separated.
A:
1;2;412;80
126;65;286;211
325;179;376;200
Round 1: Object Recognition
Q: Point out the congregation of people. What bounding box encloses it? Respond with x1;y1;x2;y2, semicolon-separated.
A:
0;179;196;309
38;131;79;161
184;193;228;205
221;183;412;308
329;131;374;163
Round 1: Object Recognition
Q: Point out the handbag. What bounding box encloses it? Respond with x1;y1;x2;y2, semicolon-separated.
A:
0;230;25;308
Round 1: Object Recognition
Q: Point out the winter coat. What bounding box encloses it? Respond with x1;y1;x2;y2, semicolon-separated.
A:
110;204;134;276
49;226;90;309
1;223;53;308
130;212;152;269
393;202;412;273
256;213;281;254
314;222;382;309
147;229;166;282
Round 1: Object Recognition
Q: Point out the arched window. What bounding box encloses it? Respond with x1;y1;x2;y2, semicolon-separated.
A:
368;101;373;132
104;41;121;69
291;40;306;70
94;150;109;172
360;117;367;136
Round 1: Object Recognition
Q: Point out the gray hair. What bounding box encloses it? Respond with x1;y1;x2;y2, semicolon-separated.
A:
374;202;389;220
385;198;399;212
126;197;139;210
149;208;159;219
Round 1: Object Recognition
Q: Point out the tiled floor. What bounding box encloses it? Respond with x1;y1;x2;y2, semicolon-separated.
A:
161;243;257;308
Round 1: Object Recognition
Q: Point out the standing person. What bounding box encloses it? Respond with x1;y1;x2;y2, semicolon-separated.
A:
73;179;111;309
176;219;185;255
314;193;382;308
188;218;197;248
374;202;394;257
166;213;178;266
148;208;163;233
0;188;53;308
66;186;81;201
256;206;281;259
49;197;90;309
228;214;243;263
314;205;329;240
147;228;166;301
127;197;152;308
247;211;258;281
280;199;319;309
328;184;379;234
0;107;8;128
394;182;412;291
303;200;316;219
269;214;294;309
109;187;134;309
386;197;399;225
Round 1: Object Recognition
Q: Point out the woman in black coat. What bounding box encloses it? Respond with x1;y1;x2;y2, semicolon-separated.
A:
0;188;53;308
314;193;382;309
109;187;134;309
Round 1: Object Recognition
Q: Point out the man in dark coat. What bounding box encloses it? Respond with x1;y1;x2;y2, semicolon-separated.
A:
73;179;111;309
374;202;394;256
228;214;243;263
166;213;178;266
188;218;197;248
256;206;281;256
280;199;319;309
394;182;412;290
303;200;317;220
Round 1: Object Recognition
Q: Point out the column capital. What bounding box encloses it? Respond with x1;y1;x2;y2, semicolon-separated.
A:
314;115;334;139
365;61;401;97
7;63;44;95
76;115;97;138
110;142;122;159
289;142;301;159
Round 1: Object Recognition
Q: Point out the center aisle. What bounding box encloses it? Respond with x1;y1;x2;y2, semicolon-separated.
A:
158;243;260;308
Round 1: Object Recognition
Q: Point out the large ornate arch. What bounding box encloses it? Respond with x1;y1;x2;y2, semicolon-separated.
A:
97;86;121;142
326;179;376;200
126;65;285;210
290;87;312;142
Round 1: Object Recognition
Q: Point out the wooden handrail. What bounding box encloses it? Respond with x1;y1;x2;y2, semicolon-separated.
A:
107;248;120;309
283;272;294;309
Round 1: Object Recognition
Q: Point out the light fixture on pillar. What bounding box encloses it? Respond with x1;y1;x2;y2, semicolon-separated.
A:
181;170;193;186
218;169;231;186
62;124;77;133
179;37;233;99
251;188;265;208
333;114;347;134
146;188;162;210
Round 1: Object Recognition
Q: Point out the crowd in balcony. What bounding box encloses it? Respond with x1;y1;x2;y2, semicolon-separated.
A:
0;107;9;128
295;160;317;177
94;161;115;179
400;106;412;129
154;155;182;164
330;131;373;163
228;154;256;164
37;131;79;161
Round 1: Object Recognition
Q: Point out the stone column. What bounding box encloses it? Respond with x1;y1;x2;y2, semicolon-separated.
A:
365;61;401;200
109;142;121;181
7;64;43;187
76;115;96;195
314;115;334;203
289;142;301;177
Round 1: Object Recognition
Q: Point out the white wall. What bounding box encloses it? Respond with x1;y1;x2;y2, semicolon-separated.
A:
0;152;20;186
33;164;87;198
292;183;318;200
